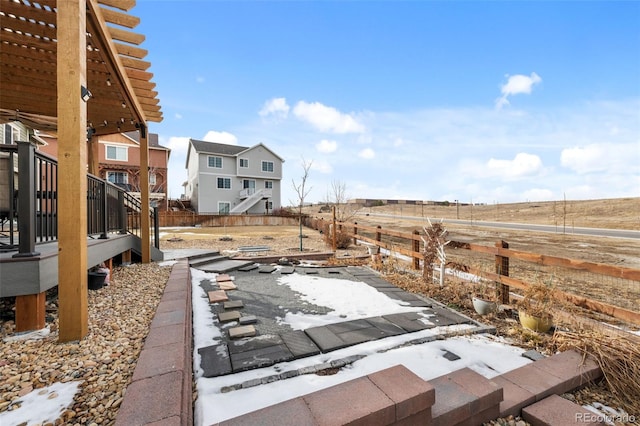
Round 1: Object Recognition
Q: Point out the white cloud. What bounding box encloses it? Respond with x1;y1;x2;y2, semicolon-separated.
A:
293;101;365;134
202;130;238;145
496;72;542;109
311;160;333;174
259;97;290;119
358;148;375;159
486;153;543;179
316;139;337;153
560;142;633;174
175;113;183;120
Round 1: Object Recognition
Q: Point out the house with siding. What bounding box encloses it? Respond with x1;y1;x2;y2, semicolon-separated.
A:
185;139;283;214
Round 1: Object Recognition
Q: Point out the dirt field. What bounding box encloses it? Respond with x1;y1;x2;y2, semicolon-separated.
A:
305;197;640;268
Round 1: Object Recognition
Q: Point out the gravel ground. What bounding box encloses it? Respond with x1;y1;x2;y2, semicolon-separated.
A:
0;262;172;425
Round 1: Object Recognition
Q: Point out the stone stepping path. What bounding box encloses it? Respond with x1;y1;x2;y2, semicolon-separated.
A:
238;263;259;272
216;274;232;282
239;315;257;325
258;265;277;274
198;265;486;378
223;300;244;309
218;311;241;322
219;281;237;291
229;325;256;339
208;290;228;303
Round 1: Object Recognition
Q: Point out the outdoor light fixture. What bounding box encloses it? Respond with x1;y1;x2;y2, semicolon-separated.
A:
81;85;92;102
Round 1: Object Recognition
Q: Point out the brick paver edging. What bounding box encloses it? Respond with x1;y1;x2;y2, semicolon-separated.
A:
115;260;193;426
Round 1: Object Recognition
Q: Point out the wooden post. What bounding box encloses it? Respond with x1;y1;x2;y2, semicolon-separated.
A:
376;225;382;252
412;230;420;270
495;240;510;304
332;206;337;252
122;249;132;265
139;124;151;263
57;0;88;342
353;222;358;245
15;293;46;332
87;133;99;176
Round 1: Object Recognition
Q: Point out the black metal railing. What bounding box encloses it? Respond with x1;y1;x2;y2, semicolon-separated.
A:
0;141;158;255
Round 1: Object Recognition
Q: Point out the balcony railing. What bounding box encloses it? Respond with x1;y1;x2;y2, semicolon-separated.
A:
0;141;159;255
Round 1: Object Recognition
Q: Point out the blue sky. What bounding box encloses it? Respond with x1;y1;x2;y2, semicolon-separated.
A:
134;0;639;205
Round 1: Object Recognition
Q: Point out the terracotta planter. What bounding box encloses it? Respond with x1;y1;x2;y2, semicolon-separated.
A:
518;311;553;332
472;296;497;315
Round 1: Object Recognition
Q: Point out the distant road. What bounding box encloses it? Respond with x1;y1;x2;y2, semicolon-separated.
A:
360;213;640;240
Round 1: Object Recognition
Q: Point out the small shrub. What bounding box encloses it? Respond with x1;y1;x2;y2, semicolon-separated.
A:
322;224;352;249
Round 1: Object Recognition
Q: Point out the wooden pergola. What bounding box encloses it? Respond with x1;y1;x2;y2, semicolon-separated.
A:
0;0;163;341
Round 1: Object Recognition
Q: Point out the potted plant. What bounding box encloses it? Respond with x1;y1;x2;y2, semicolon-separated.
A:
516;279;556;332
471;281;497;315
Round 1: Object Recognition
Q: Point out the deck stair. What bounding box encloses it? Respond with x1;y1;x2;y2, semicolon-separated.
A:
187;251;256;273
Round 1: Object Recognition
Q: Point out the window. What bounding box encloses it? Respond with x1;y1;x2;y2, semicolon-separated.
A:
218;202;230;214
266;201;273;210
208;156;222;168
243;179;256;190
107;172;128;184
264;181;273;189
106;145;128;161
217;177;231;189
239;158;249;168
262;161;274;172
149;173;157;185
4;125;17;144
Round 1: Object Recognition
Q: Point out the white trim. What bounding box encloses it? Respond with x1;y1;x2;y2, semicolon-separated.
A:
261;160;274;173
216;177;232;189
208;155;223;168
218;201;231;214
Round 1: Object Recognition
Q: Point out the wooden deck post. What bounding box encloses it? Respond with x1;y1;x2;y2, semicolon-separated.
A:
495;240;510;304
139;125;151;263
15;292;46;332
57;0;88;342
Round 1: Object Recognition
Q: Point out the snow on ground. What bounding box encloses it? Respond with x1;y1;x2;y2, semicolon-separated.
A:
0;381;81;426
191;268;533;425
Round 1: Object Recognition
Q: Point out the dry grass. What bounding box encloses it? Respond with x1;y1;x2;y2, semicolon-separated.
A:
553;329;640;416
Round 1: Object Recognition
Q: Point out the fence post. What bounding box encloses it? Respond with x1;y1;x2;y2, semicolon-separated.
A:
332;206;337;251
376;225;382;251
495;240;509;304
353;222;358;245
412;229;420;270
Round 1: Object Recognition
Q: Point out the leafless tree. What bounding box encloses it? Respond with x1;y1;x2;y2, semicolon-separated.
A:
324;179;359;222
291;157;312;251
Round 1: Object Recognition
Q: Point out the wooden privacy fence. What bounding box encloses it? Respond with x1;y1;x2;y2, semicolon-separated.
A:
158;211;299;228
305;217;640;326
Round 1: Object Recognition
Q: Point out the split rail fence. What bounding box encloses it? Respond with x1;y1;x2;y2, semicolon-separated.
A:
305;217;640;326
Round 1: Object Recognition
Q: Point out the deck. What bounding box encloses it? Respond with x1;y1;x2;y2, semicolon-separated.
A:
0;234;163;298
